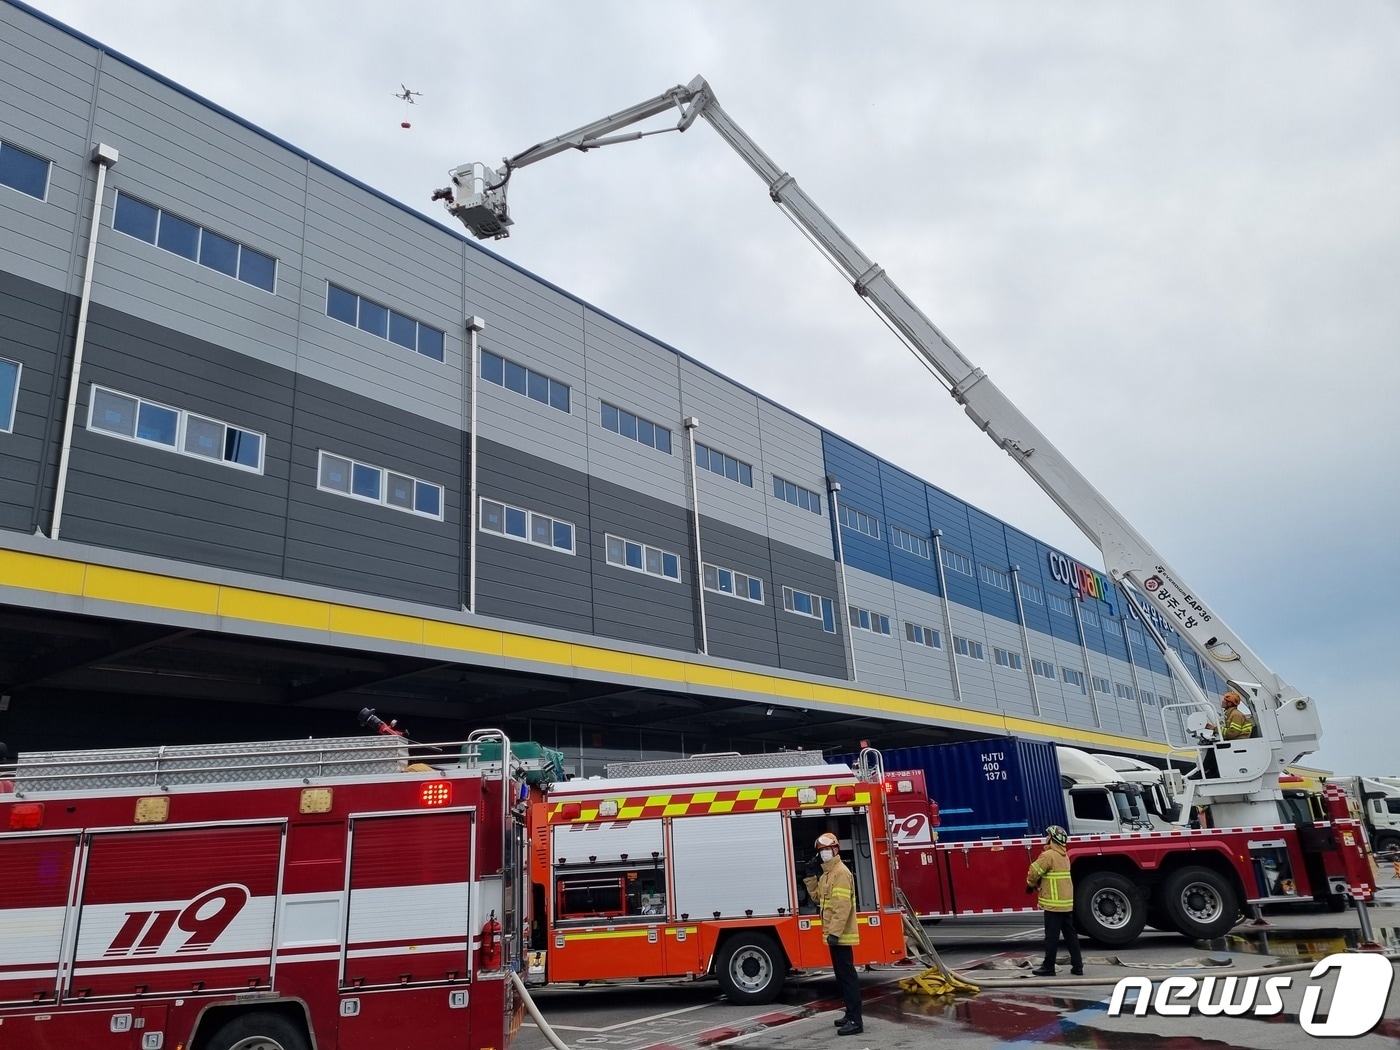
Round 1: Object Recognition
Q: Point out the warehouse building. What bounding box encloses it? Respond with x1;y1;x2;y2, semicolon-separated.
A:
0;1;1226;770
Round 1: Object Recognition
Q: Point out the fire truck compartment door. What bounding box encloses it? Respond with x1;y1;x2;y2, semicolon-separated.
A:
69;823;282;999
0;833;80;1005
343;810;472;987
552;819;663;867
670;813;791;918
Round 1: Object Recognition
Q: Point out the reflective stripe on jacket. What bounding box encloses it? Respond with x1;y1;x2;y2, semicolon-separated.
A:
1026;844;1073;912
804;857;860;944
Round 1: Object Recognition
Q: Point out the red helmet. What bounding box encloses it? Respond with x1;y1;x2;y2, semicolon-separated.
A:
815;832;840;851
1223;691;1241;707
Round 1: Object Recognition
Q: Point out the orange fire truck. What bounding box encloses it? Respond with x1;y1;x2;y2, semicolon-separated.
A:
523;749;908;1004
0;722;530;1050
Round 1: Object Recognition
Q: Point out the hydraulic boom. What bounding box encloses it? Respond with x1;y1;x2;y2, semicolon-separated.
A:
438;76;1322;824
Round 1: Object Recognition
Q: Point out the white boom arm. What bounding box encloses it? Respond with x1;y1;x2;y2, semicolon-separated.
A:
438;75;1320;813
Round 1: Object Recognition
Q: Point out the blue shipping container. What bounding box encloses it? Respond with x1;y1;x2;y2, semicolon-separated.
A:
835;738;1068;843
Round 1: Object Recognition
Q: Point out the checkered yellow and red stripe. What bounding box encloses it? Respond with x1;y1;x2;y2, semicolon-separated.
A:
546;784;872;823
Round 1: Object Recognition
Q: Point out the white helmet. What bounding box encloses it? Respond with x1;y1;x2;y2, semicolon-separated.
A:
815;831;840;851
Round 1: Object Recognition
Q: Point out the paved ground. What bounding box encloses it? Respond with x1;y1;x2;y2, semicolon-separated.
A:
515;872;1400;1050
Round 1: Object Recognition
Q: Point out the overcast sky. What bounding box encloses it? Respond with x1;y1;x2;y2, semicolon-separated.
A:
29;1;1400;776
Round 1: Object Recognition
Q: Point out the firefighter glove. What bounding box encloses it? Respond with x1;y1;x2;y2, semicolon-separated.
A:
805;855;821;876
1025;884;1036;895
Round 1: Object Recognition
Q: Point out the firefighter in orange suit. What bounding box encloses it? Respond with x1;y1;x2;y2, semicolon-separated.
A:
1213;691;1254;740
804;831;862;1035
1026;824;1082;977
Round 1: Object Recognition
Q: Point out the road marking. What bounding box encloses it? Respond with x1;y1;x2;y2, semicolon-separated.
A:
525;999;720;1033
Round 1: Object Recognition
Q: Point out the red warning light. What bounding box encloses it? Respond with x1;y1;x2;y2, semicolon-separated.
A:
420;781;451;807
401;121;412;129
8;803;43;830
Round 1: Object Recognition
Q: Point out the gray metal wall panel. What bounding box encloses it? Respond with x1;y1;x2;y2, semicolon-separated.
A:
842;569;906;695
589;478;696;653
697;516;780;669
472;437;594;632
755;399;830;557
0;271;62;532
946;608;997;711
283;374;461;608
474;344;590;479
679;358;769;537
890;581;955;700
984;616;1035;717
768;542;848;679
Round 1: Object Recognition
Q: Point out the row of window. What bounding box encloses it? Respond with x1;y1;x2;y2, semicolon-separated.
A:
481;349;571;412
0;358;19;433
783;587;837;633
0;139;49;200
601;402;673;454
695;442;753;487
327;283;445;362
704;563;764;603
849;605;892;635
114;192;276;293
607;534;681;581
840;504;881;540
318;451;443;519
890;524;930;559
89;386;264;472
773;476;823;515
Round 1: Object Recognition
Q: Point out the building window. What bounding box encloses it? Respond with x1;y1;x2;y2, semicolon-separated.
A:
695;442;752;486
848;606;892;635
0;140;50;200
480;349;570;412
1047;593;1073;616
607;534;680;581
317;451;443;518
1140;691;1154;706
1115;683;1135;700
113;192;276;292
782;586;836;633
703;563;764;603
1080;606;1099;627
478;497;574;552
772;475;822;515
839;504;880;540
954;636;985;660
890;525;931;559
1126;626;1144;647
994;647;1023;670
905;622;941;648
1019;580;1043;605
325;282;445;361
1032;658;1055;680
1092;675;1112;695
1062;667;1086;692
941;548;973;576
89;385;264;472
0;358;19;432
601;402;672;454
979;564;1011;591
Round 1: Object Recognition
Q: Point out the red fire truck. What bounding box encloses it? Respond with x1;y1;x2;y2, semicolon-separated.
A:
0;724;530;1050
523;749;908;1004
881;769;1378;945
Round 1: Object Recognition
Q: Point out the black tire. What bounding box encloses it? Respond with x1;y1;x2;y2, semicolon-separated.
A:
207;1012;310;1050
1074;871;1147;947
715;932;786;1004
1162;865;1239;940
1324;892;1349;913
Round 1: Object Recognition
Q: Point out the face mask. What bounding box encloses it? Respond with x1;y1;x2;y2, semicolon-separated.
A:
819;848;836;862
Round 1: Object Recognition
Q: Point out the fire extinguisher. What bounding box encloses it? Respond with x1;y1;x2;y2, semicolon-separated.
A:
480;912;503;970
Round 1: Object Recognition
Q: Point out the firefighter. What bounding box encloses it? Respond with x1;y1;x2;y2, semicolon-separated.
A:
1026;824;1082;977
804;831;862;1036
1211;691;1254;740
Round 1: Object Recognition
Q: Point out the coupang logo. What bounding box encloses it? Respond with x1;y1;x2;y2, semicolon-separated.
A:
1046;551;1112;611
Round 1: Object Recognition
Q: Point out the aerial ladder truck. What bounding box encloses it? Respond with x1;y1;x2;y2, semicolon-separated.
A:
435;77;1377;943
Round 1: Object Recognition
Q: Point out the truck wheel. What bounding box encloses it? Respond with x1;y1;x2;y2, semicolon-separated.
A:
208;1012;309;1050
716;932;786;1004
1163;866;1239;940
1074;871;1146;947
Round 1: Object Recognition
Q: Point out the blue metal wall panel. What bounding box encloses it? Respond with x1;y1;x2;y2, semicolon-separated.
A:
821;432;890;581
879;460;938;596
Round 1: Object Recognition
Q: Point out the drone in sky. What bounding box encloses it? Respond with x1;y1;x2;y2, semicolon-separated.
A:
394;85;423;104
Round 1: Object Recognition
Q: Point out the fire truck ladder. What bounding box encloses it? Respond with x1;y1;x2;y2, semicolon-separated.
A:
894;887;980;997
